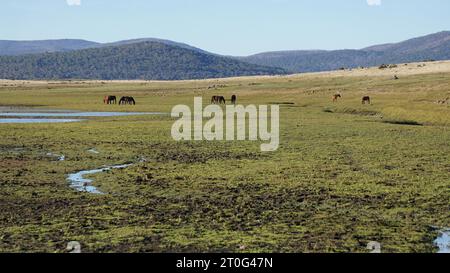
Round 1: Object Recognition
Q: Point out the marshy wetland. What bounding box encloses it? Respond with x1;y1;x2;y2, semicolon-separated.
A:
0;63;449;253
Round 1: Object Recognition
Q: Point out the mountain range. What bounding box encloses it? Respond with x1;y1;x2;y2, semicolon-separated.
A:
239;31;450;73
0;31;449;80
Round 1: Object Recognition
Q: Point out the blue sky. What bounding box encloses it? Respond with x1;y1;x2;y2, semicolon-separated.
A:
1;0;449;55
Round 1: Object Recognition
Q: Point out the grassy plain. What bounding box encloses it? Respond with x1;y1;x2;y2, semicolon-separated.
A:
0;63;449;253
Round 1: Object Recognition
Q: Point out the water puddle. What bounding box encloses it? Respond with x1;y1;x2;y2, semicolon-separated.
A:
47;153;65;161
435;229;450;253
67;163;133;194
0;112;164;117
0;118;82;124
0;111;165;124
87;149;100;154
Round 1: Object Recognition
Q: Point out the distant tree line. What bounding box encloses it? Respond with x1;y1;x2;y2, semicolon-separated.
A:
0;42;287;80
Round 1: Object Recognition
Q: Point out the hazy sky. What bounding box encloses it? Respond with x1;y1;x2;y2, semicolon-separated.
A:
1;0;449;55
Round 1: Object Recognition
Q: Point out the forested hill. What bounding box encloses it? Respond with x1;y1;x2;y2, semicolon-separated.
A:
239;31;450;73
0;42;286;80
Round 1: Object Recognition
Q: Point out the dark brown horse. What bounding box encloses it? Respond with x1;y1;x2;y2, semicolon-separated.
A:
231;95;237;105
119;96;136;105
104;96;117;104
332;94;341;102
362;96;371;105
211;96;226;105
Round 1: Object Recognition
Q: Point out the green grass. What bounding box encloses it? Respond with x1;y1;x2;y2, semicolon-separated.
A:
0;73;449;253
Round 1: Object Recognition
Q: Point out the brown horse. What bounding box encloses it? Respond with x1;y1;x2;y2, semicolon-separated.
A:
211;96;226;105
119;96;136;105
362;96;371;105
332;94;341;102
231;95;237;105
104;96;117;104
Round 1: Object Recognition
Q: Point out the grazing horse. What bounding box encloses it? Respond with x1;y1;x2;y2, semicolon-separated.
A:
119;96;136;105
231;95;237;105
104;96;117;104
362;96;371;105
211;96;226;105
332;94;341;102
436;97;450;105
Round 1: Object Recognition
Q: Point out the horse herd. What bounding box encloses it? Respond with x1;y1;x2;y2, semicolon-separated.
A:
103;95;237;106
104;96;136;105
211;95;237;105
332;94;372;104
103;90;447;109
